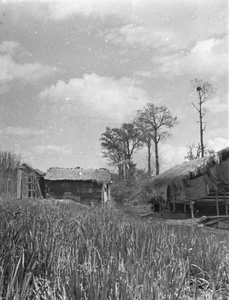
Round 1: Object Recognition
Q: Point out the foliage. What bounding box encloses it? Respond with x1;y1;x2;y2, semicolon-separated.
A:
110;168;150;204
0;151;21;198
111;180;136;203
0;198;229;299
134;103;178;176
101;123;142;179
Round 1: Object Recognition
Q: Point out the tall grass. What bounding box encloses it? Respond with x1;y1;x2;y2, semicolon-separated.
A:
0;198;229;299
0;151;21;198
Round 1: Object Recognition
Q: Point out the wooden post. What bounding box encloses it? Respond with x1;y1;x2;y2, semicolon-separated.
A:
159;196;162;213
101;184;104;206
190;201;194;219
184;204;186;213
216;190;219;216
36;175;42;198
172;190;176;213
17;169;22;199
224;190;228;215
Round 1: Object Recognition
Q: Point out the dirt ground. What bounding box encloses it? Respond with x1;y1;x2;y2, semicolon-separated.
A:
114;201;199;226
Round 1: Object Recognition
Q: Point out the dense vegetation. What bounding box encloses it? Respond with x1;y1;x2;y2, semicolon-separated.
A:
0;151;21;198
0;198;228;299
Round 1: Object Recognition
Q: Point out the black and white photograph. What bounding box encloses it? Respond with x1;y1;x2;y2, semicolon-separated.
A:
0;0;228;298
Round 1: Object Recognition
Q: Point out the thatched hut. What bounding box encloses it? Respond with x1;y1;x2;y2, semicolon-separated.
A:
44;167;112;206
151;147;229;217
17;163;45;199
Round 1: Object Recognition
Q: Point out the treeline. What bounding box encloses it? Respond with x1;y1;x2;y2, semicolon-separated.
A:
100;103;177;179
101;78;215;180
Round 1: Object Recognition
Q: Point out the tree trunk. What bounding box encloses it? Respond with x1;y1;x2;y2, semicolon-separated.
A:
155;142;160;175
118;164;123;180
200;120;204;158
147;142;151;177
199;91;204;158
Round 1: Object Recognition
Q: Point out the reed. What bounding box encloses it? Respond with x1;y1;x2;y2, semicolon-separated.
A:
0;199;228;299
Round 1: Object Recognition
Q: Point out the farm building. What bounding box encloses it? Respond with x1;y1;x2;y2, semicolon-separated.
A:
151;147;229;217
44;167;112;205
17;163;45;199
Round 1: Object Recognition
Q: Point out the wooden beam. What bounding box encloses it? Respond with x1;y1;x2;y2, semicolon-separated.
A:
101;184;104;206
36;175;43;198
190;201;194;219
108;184;111;203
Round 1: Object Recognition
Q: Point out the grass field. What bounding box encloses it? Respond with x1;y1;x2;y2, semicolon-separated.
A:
0;198;229;299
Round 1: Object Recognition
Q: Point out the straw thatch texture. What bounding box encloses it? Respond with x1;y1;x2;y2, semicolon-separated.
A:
45;167;111;184
152;147;229;188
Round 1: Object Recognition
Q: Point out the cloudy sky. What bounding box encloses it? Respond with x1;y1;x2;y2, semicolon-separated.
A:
0;0;228;173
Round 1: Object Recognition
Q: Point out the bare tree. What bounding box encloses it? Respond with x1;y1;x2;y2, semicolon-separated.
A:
191;79;214;158
135;103;178;176
185;143;215;161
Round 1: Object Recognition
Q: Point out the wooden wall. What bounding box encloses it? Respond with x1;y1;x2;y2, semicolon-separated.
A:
17;165;44;199
45;180;103;205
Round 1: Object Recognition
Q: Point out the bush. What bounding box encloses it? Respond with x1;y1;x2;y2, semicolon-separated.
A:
111;169;156;205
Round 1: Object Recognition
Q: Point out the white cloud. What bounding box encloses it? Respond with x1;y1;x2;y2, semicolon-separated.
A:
134;71;154;78
0;40;57;87
134;143;187;173
105;24;185;51
160;144;187;172
48;0;132;18
207;137;229;152
205;96;229;114
39;73;148;122
33;144;73;155
153;36;228;76
3;127;47;136
0;41;25;56
0;55;56;84
139;138;229;173
8;0;133;19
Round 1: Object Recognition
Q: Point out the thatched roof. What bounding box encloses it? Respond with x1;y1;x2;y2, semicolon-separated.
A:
151;147;229;188
45;167;111;184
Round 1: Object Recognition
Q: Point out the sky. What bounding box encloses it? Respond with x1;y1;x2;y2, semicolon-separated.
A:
0;0;228;173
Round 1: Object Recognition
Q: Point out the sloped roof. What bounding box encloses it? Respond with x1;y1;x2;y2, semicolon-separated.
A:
19;163;33;170
19;163;45;177
35;169;45;176
45;167;111;184
151;147;229;188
